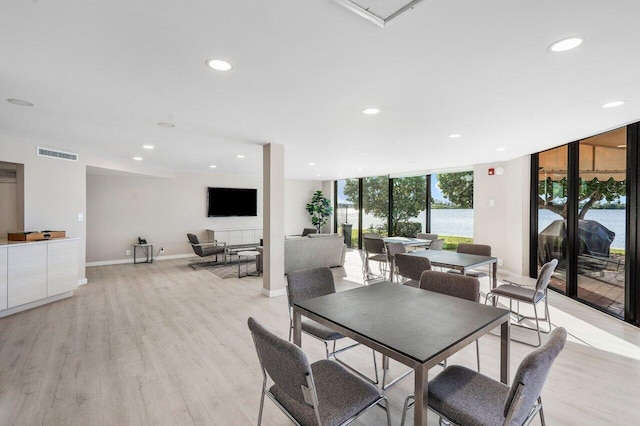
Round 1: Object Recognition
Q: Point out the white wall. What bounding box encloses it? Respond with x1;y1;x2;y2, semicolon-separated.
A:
473;156;530;276
0;180;18;236
0;134;87;282
86;172;320;263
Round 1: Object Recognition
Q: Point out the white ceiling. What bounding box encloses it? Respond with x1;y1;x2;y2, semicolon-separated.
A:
2;0;640;180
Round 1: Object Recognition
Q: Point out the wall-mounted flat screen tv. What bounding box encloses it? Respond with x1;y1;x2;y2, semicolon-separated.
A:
207;187;257;217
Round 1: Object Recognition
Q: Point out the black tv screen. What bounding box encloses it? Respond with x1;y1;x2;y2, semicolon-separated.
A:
207;187;257;217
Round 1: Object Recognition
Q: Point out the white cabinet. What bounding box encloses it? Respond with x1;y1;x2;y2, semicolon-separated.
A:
0;247;7;310
47;239;79;297
7;243;47;308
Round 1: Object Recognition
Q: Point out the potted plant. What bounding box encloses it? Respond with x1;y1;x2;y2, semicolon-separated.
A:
306;190;333;233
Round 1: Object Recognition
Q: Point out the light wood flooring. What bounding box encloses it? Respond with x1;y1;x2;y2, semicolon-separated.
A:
1;250;640;425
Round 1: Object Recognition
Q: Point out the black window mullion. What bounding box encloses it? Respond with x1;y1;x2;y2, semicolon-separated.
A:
626;123;639;325
529;154;540;278
388;177;393;236
358;178;363;249
426;175;431;233
566;142;580;298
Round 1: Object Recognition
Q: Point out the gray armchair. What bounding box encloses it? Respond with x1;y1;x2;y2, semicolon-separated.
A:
186;233;226;268
247;317;391;426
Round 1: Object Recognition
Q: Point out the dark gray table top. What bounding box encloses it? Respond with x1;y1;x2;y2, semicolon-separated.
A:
406;249;497;269
294;282;508;363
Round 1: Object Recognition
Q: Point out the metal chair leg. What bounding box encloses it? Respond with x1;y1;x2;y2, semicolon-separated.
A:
538;397;546;426
400;395;413;426
257;376;267;426
476;340;481;372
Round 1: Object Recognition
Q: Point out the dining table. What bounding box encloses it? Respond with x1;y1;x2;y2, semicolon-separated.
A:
293;282;510;426
395;249;499;289
382;236;432;249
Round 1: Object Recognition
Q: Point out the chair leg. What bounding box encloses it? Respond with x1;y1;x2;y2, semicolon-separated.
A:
533;303;542;347
257;377;267;426
476;340;481;372
538;397;546;426
400;395;413;426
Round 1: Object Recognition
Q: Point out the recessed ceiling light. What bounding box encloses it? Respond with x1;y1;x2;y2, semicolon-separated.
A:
7;98;34;106
209;165;217;168
316;174;321;177
496;147;506;152
143;145;154;150
617;144;627;149
548;37;583;52
133;157;143;161
206;59;233;71
309;162;316;166
157;122;175;128
362;108;380;115
449;134;462;139
602;100;625;108
357;168;363;171
237;154;245;159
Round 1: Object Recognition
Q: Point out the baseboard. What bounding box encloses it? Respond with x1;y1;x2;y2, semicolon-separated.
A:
78;278;88;286
86;253;194;267
0;291;73;318
261;287;287;298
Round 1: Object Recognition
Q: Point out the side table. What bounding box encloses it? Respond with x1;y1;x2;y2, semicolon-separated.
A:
133;243;153;264
237;250;260;278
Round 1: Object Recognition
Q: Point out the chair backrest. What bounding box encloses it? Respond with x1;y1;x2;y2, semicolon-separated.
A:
187;233;205;257
457;243;491;256
419;270;480;302
247;317;315;408
364;237;386;255
302;228;318;237
395;254;432;281
417;233;439;241
385;242;406;261
429;239;445;251
503;327;567;424
535;259;558;295
286;267;336;308
362;232;381;239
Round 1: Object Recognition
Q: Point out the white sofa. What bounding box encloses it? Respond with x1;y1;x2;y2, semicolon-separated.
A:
256;234;347;274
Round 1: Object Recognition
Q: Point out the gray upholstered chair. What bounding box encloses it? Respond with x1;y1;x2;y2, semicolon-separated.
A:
446;243;492;278
186;233;226;268
385;242;406;282
247;317;391;426
388;271;483;400
301;228;318;237
428;238;445;251
416;233;439;241
286;267;378;384
362;237;388;283
394;253;432;288
401;327;567;426
419;271;481;371
486;259;558;347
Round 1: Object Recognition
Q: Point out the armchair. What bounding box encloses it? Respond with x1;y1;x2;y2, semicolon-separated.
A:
186;233;226;268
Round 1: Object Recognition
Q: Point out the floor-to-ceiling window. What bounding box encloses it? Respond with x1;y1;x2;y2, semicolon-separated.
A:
391;175;426;237
537;145;569;294
532;124;639;325
577;129;627;317
430;172;474;244
362;176;390;237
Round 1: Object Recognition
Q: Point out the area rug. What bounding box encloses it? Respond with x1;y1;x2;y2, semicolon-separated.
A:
197;257;259;279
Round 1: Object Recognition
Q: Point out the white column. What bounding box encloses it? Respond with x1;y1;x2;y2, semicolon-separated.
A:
262;144;286;297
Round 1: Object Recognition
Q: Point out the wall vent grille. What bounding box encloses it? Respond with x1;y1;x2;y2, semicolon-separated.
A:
37;147;79;162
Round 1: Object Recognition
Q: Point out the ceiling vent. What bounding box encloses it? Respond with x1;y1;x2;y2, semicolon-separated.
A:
0;169;17;183
333;0;424;27
37;147;79;162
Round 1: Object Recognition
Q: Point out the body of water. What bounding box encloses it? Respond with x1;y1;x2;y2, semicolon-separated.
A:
339;208;626;249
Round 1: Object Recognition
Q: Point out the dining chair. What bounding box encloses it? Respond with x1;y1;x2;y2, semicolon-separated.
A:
446;243;492;278
385;242;406;282
394;253;432;288
362;232;381;239
247;317;391;426
485;259;558;347
286;267;379;384
362;237;388;283
401;327;567;426
428;238;445;251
